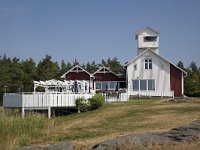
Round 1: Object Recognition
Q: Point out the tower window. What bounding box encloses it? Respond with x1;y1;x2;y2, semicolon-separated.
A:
134;64;137;70
145;58;152;69
144;36;157;42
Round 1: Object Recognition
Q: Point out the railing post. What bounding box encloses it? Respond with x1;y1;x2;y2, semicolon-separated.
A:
22;107;25;118
48;107;51;119
2;107;5;116
21;93;25;118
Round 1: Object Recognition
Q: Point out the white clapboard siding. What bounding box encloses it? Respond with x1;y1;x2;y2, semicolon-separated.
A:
129;90;174;97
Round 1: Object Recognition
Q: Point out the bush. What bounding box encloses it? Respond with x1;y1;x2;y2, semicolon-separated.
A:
75;97;90;113
185;92;200;97
75;94;105;113
88;93;105;110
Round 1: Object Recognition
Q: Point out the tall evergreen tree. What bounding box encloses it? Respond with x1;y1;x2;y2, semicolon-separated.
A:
37;55;60;80
85;61;98;73
22;58;37;92
101;57;124;74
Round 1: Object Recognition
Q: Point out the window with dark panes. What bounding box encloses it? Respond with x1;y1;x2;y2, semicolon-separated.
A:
132;80;139;91
148;80;155;90
140;80;147;90
144;58;152;69
144;36;157;42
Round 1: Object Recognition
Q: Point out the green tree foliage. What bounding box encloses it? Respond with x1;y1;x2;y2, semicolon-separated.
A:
101;57;124;74
60;60;72;77
85;61;98;73
178;61;200;96
177;61;185;70
21;58;37;92
37;55;60;80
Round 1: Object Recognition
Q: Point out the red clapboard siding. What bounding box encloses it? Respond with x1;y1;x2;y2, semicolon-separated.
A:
94;72;126;81
65;72;90;80
170;64;182;97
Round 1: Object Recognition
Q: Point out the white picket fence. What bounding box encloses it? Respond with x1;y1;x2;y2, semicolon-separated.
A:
103;92;129;103
3;92;94;108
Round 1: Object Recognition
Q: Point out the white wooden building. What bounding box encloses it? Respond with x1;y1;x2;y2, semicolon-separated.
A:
126;27;187;97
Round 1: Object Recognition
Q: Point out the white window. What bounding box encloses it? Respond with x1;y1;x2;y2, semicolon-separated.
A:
96;82;101;89
110;81;117;90
102;82;108;90
132;79;155;91
145;58;152;69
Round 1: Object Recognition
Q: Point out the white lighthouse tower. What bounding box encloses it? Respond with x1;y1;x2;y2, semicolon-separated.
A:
135;26;160;55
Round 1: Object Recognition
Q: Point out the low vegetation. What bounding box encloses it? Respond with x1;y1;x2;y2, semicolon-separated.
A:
0;112;46;150
0;98;200;150
75;93;105;112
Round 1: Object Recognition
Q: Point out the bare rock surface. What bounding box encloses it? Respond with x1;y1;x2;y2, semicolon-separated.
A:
91;119;200;150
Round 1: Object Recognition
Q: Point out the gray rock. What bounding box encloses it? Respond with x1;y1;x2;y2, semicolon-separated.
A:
91;119;200;150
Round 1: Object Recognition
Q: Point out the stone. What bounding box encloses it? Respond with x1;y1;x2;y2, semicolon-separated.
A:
91;119;200;150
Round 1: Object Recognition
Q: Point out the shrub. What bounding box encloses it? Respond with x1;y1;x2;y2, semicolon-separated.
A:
185;92;200;97
88;93;105;110
75;97;90;113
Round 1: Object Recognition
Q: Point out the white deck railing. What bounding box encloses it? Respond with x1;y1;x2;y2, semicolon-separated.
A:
128;90;174;98
103;92;129;103
3;92;94;108
3;93;22;108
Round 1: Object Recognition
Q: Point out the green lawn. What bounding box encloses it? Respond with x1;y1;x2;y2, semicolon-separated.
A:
0;98;200;150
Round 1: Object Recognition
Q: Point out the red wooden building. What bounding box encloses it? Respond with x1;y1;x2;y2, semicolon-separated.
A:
93;67;126;92
61;65;126;93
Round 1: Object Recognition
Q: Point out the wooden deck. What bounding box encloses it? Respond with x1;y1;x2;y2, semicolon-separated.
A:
3;92;129;118
3;92;94;118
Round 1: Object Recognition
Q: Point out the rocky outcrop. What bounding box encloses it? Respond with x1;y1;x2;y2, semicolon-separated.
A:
91;119;200;150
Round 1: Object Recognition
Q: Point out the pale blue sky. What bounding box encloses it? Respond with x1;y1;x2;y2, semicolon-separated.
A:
0;0;200;67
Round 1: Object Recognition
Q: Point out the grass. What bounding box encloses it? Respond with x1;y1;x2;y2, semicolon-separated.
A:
0;112;47;150
0;98;200;150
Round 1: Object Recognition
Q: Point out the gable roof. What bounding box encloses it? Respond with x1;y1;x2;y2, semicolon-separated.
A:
92;66;120;77
60;65;94;79
125;49;187;76
135;26;160;40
